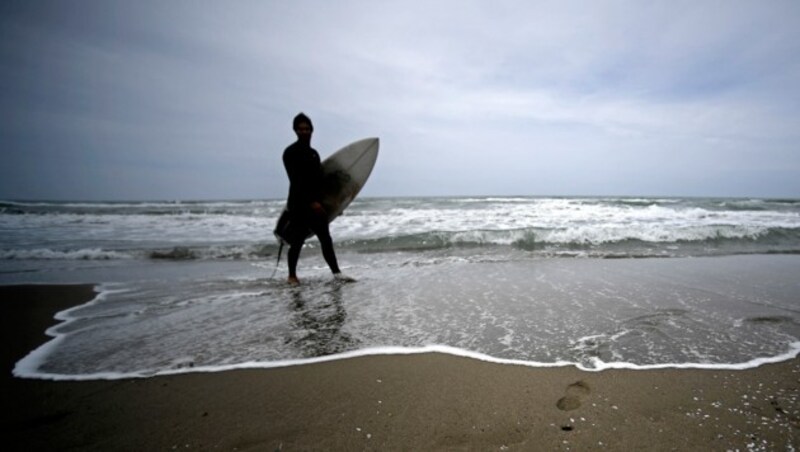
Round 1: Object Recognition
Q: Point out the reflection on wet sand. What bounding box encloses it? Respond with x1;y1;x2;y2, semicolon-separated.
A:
287;283;358;357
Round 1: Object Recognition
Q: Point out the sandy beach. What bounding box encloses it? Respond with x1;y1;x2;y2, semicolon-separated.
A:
2;284;799;451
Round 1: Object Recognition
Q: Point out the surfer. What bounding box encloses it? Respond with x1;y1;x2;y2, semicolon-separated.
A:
281;113;354;285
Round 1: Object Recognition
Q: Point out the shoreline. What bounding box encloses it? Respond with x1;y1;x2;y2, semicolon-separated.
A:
16;343;800;382
2;284;799;450
11;266;800;382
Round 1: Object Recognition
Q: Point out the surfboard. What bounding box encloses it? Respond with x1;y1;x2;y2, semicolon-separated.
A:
274;137;379;244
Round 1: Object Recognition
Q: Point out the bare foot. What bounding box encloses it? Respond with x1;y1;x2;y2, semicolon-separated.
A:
287;276;300;286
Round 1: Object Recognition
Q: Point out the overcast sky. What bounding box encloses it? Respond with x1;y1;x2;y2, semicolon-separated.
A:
2;1;799;200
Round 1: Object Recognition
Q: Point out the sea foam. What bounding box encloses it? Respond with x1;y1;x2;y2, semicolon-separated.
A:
12;255;800;381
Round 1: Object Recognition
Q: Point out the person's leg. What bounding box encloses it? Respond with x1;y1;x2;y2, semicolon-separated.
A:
287;242;302;284
310;217;341;274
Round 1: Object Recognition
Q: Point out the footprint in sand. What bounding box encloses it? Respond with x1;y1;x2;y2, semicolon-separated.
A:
556;380;591;411
771;399;800;427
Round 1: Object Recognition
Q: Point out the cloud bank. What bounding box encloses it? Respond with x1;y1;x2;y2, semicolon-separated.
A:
2;0;799;199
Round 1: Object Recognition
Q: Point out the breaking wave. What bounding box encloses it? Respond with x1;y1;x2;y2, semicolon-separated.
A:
2;197;799;261
4;226;798;261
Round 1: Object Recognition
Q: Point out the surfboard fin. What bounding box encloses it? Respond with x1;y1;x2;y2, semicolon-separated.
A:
270;241;284;279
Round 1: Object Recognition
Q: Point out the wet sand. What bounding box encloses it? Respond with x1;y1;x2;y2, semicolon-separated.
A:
2;284;799;451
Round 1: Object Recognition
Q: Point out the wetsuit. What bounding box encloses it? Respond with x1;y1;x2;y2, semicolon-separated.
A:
282;141;340;276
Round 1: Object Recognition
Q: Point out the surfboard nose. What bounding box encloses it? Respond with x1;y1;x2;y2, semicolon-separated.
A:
358;137;379;148
366;137;379;155
349;137;379;157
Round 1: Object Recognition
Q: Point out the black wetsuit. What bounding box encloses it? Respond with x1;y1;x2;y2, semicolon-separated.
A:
283;141;323;215
282;140;340;276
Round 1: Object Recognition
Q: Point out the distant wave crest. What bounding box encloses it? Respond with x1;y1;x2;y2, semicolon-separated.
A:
0;248;134;260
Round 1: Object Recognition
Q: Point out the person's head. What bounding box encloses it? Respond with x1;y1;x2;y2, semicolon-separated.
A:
293;112;313;143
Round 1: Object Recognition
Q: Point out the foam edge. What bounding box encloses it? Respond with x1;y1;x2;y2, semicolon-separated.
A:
13;342;800;382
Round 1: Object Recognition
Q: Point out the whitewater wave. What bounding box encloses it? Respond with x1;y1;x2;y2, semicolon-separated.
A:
3;197;799;261
0;244;281;261
3;225;799;261
341;225;800;254
0;248;135;260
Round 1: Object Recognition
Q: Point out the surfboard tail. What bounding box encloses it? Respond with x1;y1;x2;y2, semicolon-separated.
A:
273;209;313;245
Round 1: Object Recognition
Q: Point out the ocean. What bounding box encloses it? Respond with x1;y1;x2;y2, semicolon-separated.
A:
2;196;800;380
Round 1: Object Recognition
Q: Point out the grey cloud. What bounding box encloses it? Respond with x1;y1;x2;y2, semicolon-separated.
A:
1;0;799;200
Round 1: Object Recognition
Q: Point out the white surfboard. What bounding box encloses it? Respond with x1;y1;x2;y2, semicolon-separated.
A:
274;137;379;244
